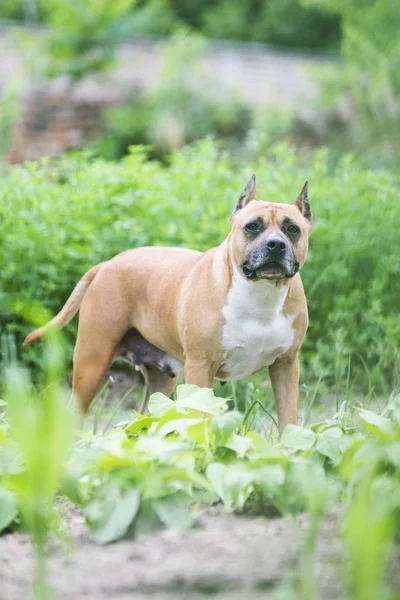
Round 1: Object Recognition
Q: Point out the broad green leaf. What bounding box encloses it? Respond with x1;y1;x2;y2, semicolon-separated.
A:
255;464;285;494
187;420;208;445
148;393;175;417
281;425;316;450
133;502;163;539
206;463;254;509
357;409;394;439
125;415;158;435
316;426;343;464
0;442;23;475
224;434;252;458
176;388;227;416
383;442;400;467
176;384;201;399
153;493;192;530
0;487;18;532
157;418;203;438
154;407;205;437
135;435;189;461
245;432;286;461
211;411;243;446
287;461;337;515
0;427;7;444
89;488;140;544
370;476;400;515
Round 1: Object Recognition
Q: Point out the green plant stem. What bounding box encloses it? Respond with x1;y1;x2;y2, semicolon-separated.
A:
103;385;136;434
33;543;50;600
300;515;320;600
242;399;278;431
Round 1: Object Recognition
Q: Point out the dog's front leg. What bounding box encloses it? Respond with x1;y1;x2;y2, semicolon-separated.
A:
184;358;215;388
269;353;300;434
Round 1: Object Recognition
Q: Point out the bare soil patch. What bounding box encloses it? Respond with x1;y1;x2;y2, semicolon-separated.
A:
0;506;347;600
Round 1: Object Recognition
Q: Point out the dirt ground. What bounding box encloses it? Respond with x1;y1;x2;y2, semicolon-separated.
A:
2;504;398;600
1;506;344;600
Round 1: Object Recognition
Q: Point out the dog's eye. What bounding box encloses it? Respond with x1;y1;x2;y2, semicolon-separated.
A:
245;222;260;233
287;224;300;235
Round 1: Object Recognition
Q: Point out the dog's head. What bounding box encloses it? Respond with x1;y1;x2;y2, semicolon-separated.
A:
229;175;312;282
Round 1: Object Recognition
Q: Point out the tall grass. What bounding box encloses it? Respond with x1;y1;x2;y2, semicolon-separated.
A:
2;334;75;599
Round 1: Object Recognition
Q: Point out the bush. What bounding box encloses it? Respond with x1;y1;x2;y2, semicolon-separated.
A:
305;0;400;169
1;0;341;52
1;140;399;392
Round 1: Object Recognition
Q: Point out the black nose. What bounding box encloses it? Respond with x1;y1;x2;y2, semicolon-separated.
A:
266;236;287;254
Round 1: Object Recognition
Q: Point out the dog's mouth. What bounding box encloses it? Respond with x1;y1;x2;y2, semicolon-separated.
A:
242;261;299;281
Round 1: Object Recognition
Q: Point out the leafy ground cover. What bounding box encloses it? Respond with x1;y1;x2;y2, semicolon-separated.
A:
1;346;399;599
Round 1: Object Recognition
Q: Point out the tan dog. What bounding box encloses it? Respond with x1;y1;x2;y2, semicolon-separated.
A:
24;175;312;432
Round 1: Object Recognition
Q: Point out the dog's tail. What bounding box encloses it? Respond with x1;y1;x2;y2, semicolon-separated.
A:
23;263;106;346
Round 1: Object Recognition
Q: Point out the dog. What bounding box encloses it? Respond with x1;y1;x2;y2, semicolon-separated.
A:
24;175;312;432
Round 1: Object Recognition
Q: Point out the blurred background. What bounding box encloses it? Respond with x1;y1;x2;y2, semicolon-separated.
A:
1;0;399;168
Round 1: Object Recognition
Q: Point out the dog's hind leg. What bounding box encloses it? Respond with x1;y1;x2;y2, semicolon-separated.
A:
139;364;179;414
72;313;128;415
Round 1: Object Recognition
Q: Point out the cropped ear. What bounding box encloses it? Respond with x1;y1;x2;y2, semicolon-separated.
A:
232;174;257;215
294;180;312;223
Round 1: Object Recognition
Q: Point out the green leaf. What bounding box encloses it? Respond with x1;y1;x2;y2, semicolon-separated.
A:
135;435;189;461
125;415;158;435
245;432;286;461
89;488;140;544
211;411;243;446
0;487;18;532
176;388;227;415
176;384;201;399
133;501;163;539
153;493;192;530
383;442;400;467
255;464;286;495
316;426;343;464
186;420;208;445
357;409;394;439
224;434;252;458
206;462;254;509
148;393;175;417
157;417;203;438
154;407;204;438
281;425;316;450
288;461;337;515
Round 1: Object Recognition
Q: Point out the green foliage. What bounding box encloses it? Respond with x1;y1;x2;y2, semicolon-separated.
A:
1;336;75;597
1;366;400;596
0;85;21;158
1;0;341;52
1;141;399;392
40;0;138;78
96;30;250;159
305;0;400;169
202;0;340;50
0;0;26;20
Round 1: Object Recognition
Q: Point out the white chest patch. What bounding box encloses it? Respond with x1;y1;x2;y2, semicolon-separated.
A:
220;268;294;380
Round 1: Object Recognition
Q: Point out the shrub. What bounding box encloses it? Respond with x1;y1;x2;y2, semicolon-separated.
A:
1;140;399;392
305;0;400;169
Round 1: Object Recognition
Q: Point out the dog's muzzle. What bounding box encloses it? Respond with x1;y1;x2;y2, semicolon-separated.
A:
242;235;299;281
